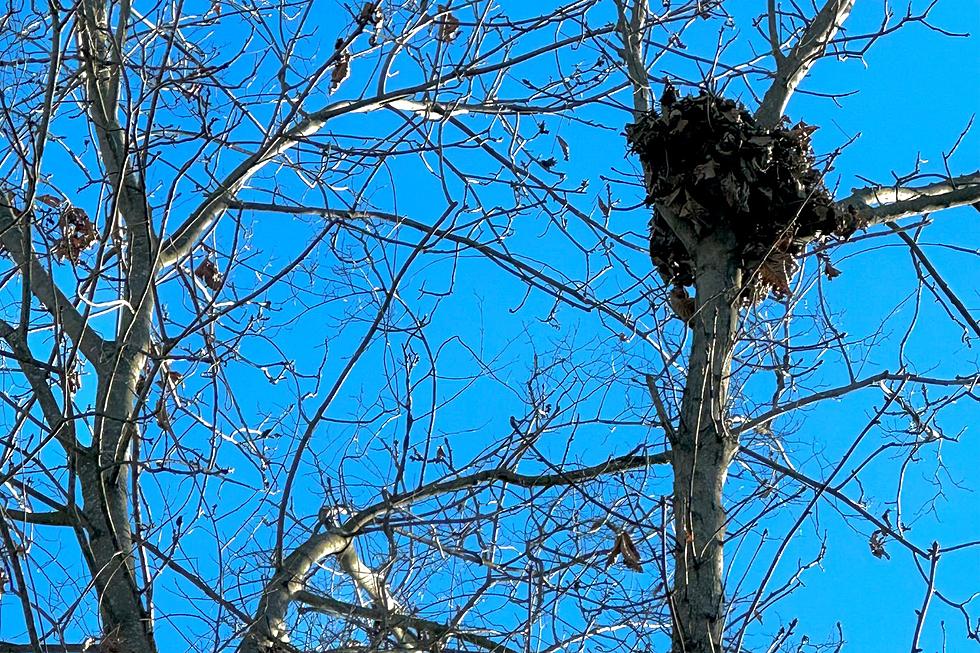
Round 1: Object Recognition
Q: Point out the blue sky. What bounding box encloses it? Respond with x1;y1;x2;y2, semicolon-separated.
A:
0;1;978;651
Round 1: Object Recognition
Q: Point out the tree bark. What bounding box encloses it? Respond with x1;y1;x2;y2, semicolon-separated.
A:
76;418;156;653
670;228;741;653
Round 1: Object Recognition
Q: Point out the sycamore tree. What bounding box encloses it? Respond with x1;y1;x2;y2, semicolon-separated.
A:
0;1;977;652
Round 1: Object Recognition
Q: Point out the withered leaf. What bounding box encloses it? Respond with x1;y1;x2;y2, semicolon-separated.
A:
669;285;695;325
556;135;570;161
693;161;716;181
54;205;98;264
436;5;460;43
606;531;643;572
158;370;183;388
194;258;223;291
330;47;351;92
823;259;842;280
155;398;172;431
869;529;891;560
65;368;82;395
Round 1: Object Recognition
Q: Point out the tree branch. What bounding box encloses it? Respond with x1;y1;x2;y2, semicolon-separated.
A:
756;0;856;127
241;448;671;651
296;590;520;653
1;508;73;527
888;221;980;339
838;172;980;228
736;371;979;436
0;201;107;365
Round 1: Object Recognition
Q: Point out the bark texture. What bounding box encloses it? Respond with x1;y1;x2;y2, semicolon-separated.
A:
670;228;741;653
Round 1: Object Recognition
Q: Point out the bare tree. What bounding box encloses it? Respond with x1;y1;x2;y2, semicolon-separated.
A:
0;2;977;653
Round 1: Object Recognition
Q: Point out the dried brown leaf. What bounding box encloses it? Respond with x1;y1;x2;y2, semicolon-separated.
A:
436;5;460;42
331;47;351;92
556;135;570;161
54;205;98;264
607;531;643;572
618;531;643;572
869;530;891;560
823;259;842;280
195;258;223;291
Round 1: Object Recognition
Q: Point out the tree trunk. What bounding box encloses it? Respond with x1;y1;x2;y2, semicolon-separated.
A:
670;228;741;653
77;452;157;653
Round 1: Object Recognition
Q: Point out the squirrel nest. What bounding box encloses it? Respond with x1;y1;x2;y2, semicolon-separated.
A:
626;88;855;299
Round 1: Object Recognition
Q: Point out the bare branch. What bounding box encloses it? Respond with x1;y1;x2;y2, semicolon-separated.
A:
888;221;980;339
296;590;521;653
756;0;856;127
838;172;980;228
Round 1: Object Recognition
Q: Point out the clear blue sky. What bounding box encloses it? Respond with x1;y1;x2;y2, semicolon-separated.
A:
0;1;977;651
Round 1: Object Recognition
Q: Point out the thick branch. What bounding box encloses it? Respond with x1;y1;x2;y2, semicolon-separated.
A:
736;371;979;436
335;544;417;647
238;531;349;653
0;320;80;451
346;449;672;533
1;508;73;526
756;0;855;127
838;172;980;228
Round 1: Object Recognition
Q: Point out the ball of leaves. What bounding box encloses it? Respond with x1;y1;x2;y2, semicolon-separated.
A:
626;91;854;297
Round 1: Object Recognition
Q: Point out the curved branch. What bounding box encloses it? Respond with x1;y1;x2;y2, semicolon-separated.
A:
240;448;671;652
296;590;520;653
736;371;979;436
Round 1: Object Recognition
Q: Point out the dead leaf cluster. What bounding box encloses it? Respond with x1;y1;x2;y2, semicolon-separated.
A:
626;90;854;298
330;38;351;93
869;529;891;560
53;205;98;264
194;258;223;291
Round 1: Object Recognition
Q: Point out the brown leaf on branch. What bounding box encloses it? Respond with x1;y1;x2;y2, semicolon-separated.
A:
155;397;172;431
53;205;98;264
823;258;842;280
436;5;460;43
195;258;223;291
331;39;351;92
869;529;891;560
606;531;643;572
669;285;696;325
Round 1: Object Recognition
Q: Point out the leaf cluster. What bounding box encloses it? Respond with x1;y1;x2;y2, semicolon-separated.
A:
626;91;854;296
